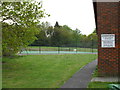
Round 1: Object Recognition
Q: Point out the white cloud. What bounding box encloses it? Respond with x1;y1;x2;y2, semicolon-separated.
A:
38;0;96;35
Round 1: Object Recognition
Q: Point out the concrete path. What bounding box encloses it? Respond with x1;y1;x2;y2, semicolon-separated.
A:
60;59;97;88
91;77;120;82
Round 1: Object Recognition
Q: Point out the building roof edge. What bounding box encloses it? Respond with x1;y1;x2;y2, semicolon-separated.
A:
93;0;120;2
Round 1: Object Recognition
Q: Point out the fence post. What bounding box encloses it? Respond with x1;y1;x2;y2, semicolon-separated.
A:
25;48;28;55
58;46;60;54
39;46;41;54
76;46;77;53
69;47;70;52
76;39;78;53
92;39;93;53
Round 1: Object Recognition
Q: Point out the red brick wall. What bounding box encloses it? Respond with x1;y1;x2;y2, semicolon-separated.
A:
119;2;120;76
96;2;120;76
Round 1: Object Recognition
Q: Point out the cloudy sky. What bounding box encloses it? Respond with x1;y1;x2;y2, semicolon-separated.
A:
38;0;96;35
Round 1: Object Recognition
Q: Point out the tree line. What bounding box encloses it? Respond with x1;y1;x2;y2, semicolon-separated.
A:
2;1;97;56
31;22;98;48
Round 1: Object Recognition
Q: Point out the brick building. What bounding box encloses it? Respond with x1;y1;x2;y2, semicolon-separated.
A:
93;0;120;76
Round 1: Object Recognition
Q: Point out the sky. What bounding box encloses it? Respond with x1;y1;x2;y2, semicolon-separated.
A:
37;0;96;35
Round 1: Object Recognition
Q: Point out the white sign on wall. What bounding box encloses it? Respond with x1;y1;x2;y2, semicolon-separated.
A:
101;34;115;48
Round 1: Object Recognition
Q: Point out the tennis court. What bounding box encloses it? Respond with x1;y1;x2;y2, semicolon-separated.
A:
19;51;97;55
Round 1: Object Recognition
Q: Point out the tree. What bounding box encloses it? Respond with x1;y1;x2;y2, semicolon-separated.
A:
31;22;54;46
51;24;76;47
40;22;54;38
54;21;60;28
31;23;83;47
2;1;49;56
87;29;98;48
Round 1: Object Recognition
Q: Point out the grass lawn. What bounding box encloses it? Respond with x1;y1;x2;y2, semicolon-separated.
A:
3;54;97;88
0;57;1;89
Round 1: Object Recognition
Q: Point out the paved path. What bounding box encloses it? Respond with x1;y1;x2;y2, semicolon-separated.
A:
60;59;97;88
91;77;120;82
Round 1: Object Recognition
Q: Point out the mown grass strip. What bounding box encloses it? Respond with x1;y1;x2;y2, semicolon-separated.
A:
3;54;97;88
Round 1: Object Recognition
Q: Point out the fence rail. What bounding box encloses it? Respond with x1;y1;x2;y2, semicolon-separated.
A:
20;46;98;55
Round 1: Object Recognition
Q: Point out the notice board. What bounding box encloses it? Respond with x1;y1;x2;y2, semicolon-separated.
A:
101;34;115;48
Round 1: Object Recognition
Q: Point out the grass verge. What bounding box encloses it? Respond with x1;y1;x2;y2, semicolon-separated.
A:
3;54;97;88
88;66;119;89
88;82;119;88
